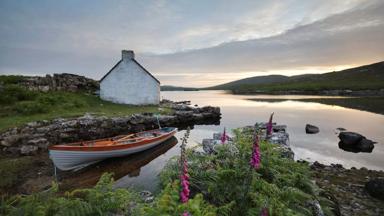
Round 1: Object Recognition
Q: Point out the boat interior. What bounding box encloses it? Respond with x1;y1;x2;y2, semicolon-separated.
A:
60;127;175;147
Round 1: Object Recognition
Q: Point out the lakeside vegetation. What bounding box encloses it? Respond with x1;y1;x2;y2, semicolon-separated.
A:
206;61;384;94
0;84;167;131
1;129;336;215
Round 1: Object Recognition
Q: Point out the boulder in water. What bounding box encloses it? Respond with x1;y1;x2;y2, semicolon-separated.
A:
338;132;376;153
338;132;364;145
306;124;319;134
357;138;375;152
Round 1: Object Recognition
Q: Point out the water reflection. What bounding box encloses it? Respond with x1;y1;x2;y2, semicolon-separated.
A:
249;97;384;115
60;91;384;192
162;91;384;171
59;137;177;191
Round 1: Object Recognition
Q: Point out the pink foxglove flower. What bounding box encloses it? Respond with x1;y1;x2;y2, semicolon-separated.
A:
250;134;261;169
220;127;227;144
180;159;190;203
266;112;274;136
180;129;190;203
182;211;190;216
261;207;268;216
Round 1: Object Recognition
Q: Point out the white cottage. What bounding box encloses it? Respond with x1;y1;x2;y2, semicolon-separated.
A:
100;50;160;105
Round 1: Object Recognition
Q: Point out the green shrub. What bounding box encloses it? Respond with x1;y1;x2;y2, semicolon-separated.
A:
0;173;142;216
159;129;335;215
0;85;37;105
141;180;217;216
13;101;47;115
0;75;25;85
0;157;36;189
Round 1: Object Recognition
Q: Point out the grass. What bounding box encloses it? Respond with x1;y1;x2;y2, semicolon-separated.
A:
0;157;37;190
0;85;169;131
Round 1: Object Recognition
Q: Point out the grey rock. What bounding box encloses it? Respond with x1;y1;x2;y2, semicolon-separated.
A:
139;190;154;203
306;124;319;134
306;200;324;216
365;178;384;200
1;134;24;147
20;145;38;155
357;138;375;152
202;139;216;154
338;132;364;145
28;138;49;150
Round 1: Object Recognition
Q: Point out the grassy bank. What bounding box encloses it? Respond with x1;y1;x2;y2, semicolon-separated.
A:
0;85;166;131
1;128;336;215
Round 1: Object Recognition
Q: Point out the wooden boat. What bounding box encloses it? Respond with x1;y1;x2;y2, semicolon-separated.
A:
49;127;177;171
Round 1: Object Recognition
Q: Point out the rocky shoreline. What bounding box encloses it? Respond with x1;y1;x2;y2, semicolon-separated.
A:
311;162;384;215
201;123;384;216
0;101;221;195
0;102;220;156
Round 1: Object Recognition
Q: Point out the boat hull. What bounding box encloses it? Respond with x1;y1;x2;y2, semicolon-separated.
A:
49;128;176;171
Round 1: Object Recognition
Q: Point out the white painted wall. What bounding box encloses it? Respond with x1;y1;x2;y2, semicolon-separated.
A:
100;59;160;105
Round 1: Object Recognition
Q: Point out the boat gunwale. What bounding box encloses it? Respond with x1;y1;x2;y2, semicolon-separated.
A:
48;127;177;152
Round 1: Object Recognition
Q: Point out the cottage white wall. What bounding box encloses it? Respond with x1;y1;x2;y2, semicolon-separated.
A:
100;60;160;105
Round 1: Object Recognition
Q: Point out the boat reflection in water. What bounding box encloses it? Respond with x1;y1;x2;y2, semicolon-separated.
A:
59;136;178;191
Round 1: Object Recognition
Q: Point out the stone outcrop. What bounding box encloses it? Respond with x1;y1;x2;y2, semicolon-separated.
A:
201;122;293;160
0;106;220;156
18;73;99;93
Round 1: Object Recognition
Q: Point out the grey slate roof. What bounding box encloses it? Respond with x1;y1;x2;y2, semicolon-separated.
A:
100;59;160;84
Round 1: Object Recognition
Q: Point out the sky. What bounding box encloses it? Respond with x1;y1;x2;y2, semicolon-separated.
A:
0;0;383;87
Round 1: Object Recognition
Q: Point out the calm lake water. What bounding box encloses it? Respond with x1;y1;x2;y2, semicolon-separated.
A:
67;91;384;192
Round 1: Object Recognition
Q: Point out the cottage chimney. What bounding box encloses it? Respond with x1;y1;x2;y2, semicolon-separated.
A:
122;50;134;61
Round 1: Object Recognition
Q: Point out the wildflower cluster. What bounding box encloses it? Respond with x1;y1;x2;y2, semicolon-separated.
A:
249;132;261;170
180;127;191;203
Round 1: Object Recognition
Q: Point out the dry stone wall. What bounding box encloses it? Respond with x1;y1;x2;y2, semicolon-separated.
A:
0;106;221;156
18;73;99;93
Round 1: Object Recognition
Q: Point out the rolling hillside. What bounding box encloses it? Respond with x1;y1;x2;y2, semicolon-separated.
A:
161;85;199;91
207;61;384;94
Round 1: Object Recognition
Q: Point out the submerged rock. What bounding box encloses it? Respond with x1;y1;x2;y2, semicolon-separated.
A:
306;124;320;134
365;178;384;200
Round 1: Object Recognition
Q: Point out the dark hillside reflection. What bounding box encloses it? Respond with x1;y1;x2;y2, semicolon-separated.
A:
249;97;384;115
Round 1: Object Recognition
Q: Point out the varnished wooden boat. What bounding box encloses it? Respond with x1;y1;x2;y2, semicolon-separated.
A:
49;127;177;171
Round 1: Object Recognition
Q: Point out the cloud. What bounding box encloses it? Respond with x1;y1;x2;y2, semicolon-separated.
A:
0;0;382;87
140;0;384;86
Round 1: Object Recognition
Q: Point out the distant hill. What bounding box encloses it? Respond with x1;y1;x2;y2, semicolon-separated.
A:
206;61;384;94
206;75;290;90
161;85;199;91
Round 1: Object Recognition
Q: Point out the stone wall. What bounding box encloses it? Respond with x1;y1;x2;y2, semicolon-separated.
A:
0;106;220;155
19;73;99;93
